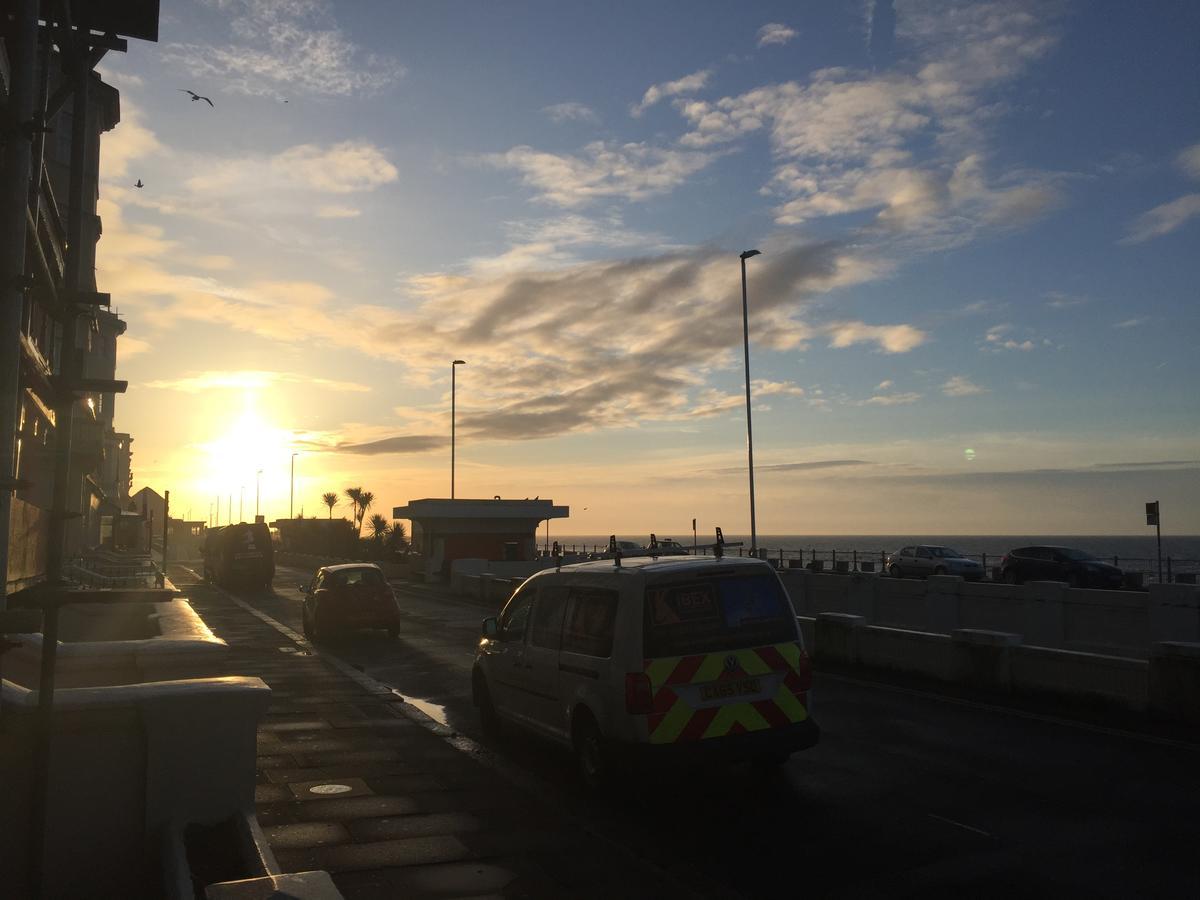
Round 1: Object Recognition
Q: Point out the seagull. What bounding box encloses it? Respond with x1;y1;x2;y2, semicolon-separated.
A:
134;179;144;188
178;89;213;107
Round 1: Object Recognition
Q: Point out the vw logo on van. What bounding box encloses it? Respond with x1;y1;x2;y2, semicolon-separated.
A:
724;654;739;673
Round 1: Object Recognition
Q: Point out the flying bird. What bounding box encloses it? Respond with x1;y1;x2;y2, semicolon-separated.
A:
133;179;143;188
178;89;213;107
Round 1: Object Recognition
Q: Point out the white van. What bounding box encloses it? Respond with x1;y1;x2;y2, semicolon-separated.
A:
472;555;818;786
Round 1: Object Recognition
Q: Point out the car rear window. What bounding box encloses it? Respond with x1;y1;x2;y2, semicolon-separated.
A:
642;573;796;658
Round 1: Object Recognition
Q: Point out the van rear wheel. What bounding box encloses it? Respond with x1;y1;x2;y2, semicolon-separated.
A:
573;713;610;791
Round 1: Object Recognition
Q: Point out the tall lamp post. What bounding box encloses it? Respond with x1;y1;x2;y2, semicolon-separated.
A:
290;452;298;518
451;359;466;499
255;469;263;519
739;249;761;555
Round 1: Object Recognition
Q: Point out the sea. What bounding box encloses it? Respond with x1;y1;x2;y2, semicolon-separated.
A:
545;534;1200;575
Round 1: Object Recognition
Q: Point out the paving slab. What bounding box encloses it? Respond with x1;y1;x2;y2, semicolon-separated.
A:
178;571;692;899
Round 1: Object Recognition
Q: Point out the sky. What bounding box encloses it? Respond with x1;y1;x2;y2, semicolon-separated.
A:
94;0;1199;535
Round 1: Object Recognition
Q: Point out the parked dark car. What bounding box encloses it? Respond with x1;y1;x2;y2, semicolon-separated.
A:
999;546;1123;589
202;522;274;589
300;564;402;640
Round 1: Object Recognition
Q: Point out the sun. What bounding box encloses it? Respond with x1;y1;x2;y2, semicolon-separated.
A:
196;392;294;503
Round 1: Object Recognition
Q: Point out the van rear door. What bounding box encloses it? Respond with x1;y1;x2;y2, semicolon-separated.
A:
640;572;811;745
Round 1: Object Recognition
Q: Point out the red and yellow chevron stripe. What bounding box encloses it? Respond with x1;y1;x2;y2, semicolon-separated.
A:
643;642;811;745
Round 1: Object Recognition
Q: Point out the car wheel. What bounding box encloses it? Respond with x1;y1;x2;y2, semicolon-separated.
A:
474;672;501;735
572;712;610;791
933;566;947;577
386;625;399;639
889;565;902;578
1004;569;1020;585
1067;573;1082;589
302;608;315;640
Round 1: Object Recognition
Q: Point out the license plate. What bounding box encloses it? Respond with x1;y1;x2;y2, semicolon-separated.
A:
699;677;761;702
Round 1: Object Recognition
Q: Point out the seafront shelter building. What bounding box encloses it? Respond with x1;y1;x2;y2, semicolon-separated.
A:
393;498;569;578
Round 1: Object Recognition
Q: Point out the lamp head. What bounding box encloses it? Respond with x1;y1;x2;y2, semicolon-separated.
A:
739;249;761;260
452;359;466;366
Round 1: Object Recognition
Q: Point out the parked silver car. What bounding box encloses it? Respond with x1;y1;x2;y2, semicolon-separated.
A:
886;545;984;581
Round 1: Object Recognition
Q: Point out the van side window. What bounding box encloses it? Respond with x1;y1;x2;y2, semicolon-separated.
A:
561;588;617;658
499;586;535;642
530;587;567;650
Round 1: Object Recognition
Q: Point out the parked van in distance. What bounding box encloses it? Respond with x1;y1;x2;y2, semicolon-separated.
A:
202;522;275;589
472;555;818;787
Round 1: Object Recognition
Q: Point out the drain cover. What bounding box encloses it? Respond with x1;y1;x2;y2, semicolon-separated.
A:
308;783;353;795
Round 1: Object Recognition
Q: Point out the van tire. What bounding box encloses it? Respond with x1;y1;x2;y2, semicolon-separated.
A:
572;711;609;791
474;672;501;735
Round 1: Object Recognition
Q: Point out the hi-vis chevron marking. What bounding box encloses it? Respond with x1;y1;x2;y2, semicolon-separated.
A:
643;642;810;745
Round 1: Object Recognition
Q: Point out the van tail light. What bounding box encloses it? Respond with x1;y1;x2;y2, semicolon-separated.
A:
1000;554;1010;566
624;672;654;715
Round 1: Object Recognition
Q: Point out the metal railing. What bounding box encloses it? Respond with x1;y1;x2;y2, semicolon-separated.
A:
540;544;1199;585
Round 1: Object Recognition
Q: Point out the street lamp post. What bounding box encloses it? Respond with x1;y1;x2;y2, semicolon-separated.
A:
239;486;244;523
451;359;466;499
740;249;761;555
290;452;298;519
256;469;263;519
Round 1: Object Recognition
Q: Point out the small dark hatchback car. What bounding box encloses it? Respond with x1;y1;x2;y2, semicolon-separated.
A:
999;546;1123;589
300;564;402;640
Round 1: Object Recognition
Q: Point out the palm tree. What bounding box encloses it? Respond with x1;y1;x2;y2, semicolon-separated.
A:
356;490;374;537
322;492;338;519
344;486;363;531
368;513;389;542
387;520;408;552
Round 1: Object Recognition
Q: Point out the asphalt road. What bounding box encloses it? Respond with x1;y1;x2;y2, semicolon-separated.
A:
219;563;1200;899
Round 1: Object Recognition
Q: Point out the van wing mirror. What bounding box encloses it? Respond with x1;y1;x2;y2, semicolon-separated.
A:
481;616;499;638
298;583;309;594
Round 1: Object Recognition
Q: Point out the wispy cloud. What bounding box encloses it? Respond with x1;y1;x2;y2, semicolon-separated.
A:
711;459;872;475
631;69;712;117
164;0;404;99
863;391;922;406
757;23;798;48
675;1;1064;239
824;320;927;353
186;141;398;196
982;323;1034;351
543;101;599;124
1112;318;1146;329
1176;142;1200;180
146;370;372;393
486;141;715;207
1121;193;1200;245
1044;291;1088;309
942;374;986;396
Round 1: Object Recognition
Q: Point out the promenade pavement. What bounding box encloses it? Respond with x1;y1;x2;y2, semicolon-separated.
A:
178;568;695;900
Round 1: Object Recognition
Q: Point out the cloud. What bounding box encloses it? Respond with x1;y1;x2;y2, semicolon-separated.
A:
118;336;152;361
1044;291;1088;309
757;23;799;47
711;459;872;475
1177;143;1200;180
1112;318;1146;329
146;370;371;393
98;101;162;180
1121;193;1200;244
863;391;922;405
163;0;404;99
631;69;712;117
487;141;715;207
186;141;398;196
310;434;447;455
674;2;1064;236
876;379;894;389
983;323;1034;351
942;374;986;396
543;101;599;124
823;320;927;353
317;205;362;219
